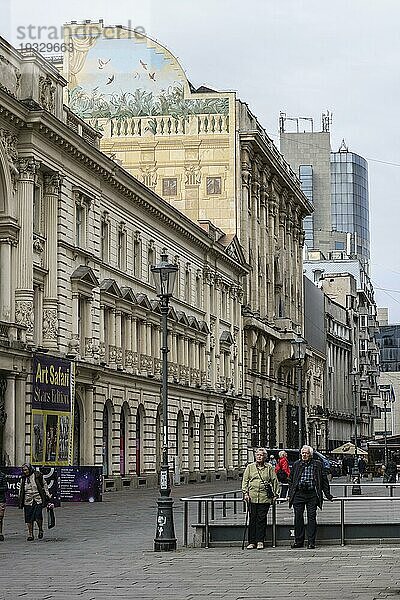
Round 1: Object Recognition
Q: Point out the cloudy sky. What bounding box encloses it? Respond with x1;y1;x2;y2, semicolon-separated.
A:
1;0;399;322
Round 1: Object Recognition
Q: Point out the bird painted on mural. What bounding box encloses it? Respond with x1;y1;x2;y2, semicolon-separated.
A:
140;59;147;70
132;71;140;79
98;58;111;69
106;74;115;85
148;72;156;81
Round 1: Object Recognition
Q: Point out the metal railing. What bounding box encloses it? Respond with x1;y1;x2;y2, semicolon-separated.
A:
180;483;400;549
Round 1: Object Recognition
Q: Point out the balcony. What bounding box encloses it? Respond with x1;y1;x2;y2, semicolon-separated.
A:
0;320;27;348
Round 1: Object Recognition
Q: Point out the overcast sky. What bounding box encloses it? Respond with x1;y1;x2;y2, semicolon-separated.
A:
1;0;399;322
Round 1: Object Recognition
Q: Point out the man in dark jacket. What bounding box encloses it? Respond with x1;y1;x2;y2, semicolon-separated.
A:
0;470;6;541
288;445;333;549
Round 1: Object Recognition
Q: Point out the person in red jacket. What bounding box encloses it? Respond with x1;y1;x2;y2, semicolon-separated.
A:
275;450;291;498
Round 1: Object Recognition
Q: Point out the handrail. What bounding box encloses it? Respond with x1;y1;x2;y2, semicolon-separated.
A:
180;487;400;549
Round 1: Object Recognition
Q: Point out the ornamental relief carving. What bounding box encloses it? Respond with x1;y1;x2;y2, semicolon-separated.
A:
39;75;56;112
0;128;19;191
184;164;201;186
43;308;58;340
17;157;40;181
43;173;62;196
0;54;21;98
15;300;34;334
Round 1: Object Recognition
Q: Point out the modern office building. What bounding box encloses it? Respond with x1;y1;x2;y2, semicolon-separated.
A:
280;116;370;268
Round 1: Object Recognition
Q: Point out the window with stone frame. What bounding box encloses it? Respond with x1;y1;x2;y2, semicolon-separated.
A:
147;241;155;282
117;222;127;271
133;232;142;278
185;266;191;303
74;189;92;249
196;271;202;308
162;177;178;197
206;176;222;195
101;213;110;263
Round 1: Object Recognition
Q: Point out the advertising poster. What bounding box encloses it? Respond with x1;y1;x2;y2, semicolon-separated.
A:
59;466;103;503
31;354;75;466
3;466;61;507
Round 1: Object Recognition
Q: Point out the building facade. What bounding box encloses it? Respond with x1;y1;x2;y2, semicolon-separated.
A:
376;324;400;436
304;258;380;441
61;22;314;453
0;36;250;487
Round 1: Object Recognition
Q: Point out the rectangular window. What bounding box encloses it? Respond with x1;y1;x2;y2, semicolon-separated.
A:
118;228;127;271
76;204;84;247
335;241;345;250
206;177;222;195
133;237;141;277
101;220;109;263
162;178;177;197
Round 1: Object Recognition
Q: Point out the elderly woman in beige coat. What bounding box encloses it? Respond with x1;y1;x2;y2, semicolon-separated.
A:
242;448;280;549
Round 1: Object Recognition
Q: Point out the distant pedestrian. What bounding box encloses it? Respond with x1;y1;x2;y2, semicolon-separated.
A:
288;445;333;549
242;448;279;550
384;455;397;484
358;456;367;478
18;464;53;541
275;450;290;498
269;454;277;468
0;469;6;541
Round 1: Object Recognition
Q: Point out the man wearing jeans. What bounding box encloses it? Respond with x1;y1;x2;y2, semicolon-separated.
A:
288;445;333;549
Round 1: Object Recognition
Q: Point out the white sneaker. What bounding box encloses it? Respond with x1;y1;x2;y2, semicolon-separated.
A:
257;542;264;550
246;543;256;549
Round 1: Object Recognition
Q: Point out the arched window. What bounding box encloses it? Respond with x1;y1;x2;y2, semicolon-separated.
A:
214;415;220;470
73;396;83;466
199;414;206;472
188;411;195;472
120;402;130;476
135;405;145;476
102;401;113;477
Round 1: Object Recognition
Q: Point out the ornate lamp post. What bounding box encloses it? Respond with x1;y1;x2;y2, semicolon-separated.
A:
292;337;307;451
151;253;178;552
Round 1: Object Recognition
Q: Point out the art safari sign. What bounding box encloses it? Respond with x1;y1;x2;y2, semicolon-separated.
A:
31;355;75;466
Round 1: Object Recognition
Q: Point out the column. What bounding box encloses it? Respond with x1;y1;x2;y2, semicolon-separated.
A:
15;375;27;464
84;385;95;464
115;310;122;365
109;309;116;365
69;291;80;356
0;241;12;321
42;173;61;349
3;374;16;464
15;158;39;340
99;305;105;361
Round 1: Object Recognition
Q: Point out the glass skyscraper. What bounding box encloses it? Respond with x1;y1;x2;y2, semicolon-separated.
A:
331;147;370;264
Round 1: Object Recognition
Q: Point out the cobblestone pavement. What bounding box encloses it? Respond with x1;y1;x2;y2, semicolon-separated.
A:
1;479;400;600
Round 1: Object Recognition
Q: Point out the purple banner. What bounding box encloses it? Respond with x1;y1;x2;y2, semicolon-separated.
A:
3;466;102;504
3;466;60;507
59;466;103;502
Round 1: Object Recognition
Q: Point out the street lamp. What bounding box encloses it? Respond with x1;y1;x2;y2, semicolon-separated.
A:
351;372;361;495
292;337;307;451
151;253;178;552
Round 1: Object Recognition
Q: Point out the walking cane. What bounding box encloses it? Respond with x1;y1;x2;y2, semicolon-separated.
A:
242;499;250;550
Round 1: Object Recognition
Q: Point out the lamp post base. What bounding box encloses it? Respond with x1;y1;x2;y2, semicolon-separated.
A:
154;495;177;552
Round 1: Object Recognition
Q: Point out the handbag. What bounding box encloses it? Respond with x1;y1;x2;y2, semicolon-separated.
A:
47;506;56;529
257;468;274;499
